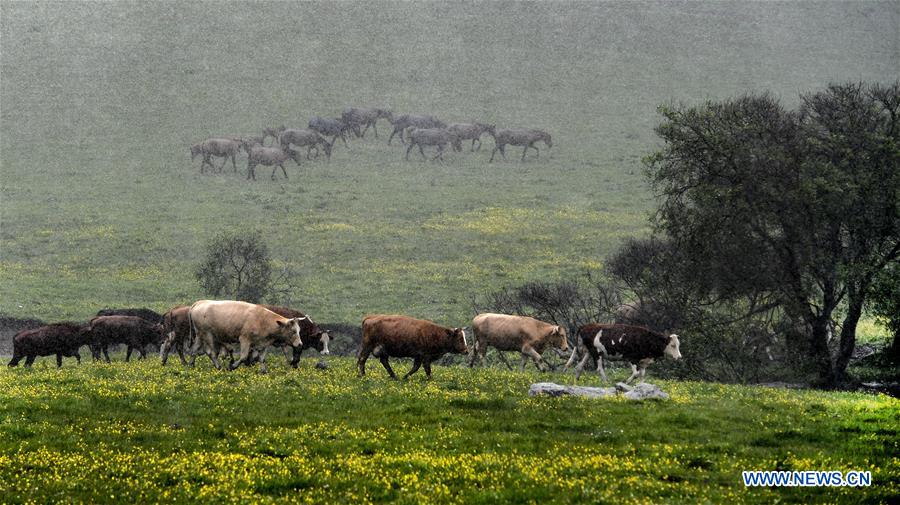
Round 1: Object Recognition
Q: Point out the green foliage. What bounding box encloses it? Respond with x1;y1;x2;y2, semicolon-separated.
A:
644;83;900;385
195;230;273;303
0;358;897;503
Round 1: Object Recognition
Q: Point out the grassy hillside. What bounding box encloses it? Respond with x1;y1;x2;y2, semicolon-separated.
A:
0;358;896;503
1;1;897;326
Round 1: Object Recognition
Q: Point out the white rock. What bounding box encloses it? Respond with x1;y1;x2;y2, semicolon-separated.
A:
529;382;668;401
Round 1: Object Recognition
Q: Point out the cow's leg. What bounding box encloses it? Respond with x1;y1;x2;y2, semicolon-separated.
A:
229;340;252;370
177;340;188;366
357;345;372;377
24;355;35;367
103;346;111;363
290;347;301;369
159;333;170;364
126;346;133;362
257;348;269;374
522;345;546;372
597;355;609;383
56;353;63;368
563;346;579;371
139;345;147;359
281;346;292;366
574;352;591;380
404;358;422;379
206;343;222;370
625;363;640;384
467;340;479;367
495;349;514;371
74;352;81;365
8;352;22;367
423;360;432;378
379;356;398;379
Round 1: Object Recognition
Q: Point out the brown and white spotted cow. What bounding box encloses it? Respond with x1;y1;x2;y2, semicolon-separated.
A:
564;323;681;384
468;313;569;371
358;315;468;379
188;300;305;373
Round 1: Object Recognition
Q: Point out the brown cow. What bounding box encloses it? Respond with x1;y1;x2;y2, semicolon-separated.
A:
8;323;91;368
564;323;682;384
86;315;165;362
358;315;468;379
188;300;305;372
160;305;190;365
468;313;569;371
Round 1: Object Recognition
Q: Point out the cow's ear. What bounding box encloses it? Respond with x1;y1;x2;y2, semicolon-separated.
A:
276;320;286;327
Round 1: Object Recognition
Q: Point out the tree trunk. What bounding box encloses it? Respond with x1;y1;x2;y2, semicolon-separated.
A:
830;296;864;386
809;315;834;385
890;329;900;361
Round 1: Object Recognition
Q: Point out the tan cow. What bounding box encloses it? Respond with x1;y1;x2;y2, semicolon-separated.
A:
468;313;569;371
188;300;305;373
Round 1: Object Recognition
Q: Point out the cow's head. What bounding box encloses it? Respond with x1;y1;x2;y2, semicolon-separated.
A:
450;327;468;354
665;334;682;360
277;317;305;348
551;325;569;352
316;331;330;355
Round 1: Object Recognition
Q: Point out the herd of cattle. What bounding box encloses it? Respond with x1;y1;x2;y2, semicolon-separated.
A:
190;107;553;179
7;301;682;384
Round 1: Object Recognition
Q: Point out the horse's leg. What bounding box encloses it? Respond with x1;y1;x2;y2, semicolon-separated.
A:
280;163;288;180
521;145;529;161
419;143;426;160
231;154;237;172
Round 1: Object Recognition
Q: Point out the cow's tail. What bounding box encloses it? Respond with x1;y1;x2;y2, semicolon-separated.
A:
188;307;198;357
562;341;580;371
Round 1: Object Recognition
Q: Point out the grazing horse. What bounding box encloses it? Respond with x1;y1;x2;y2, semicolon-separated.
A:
405;128;457;161
489;128;552;162
342;107;393;138
190;138;242;173
309;117;351;148
279;128;333;160
387;114;446;145
447;122;495;152
245;146;302;180
262;126;286;146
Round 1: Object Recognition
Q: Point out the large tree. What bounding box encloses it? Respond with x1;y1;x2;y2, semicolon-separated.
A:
645;82;900;386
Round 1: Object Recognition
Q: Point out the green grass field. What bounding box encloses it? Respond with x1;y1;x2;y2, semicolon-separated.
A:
0;357;897;503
